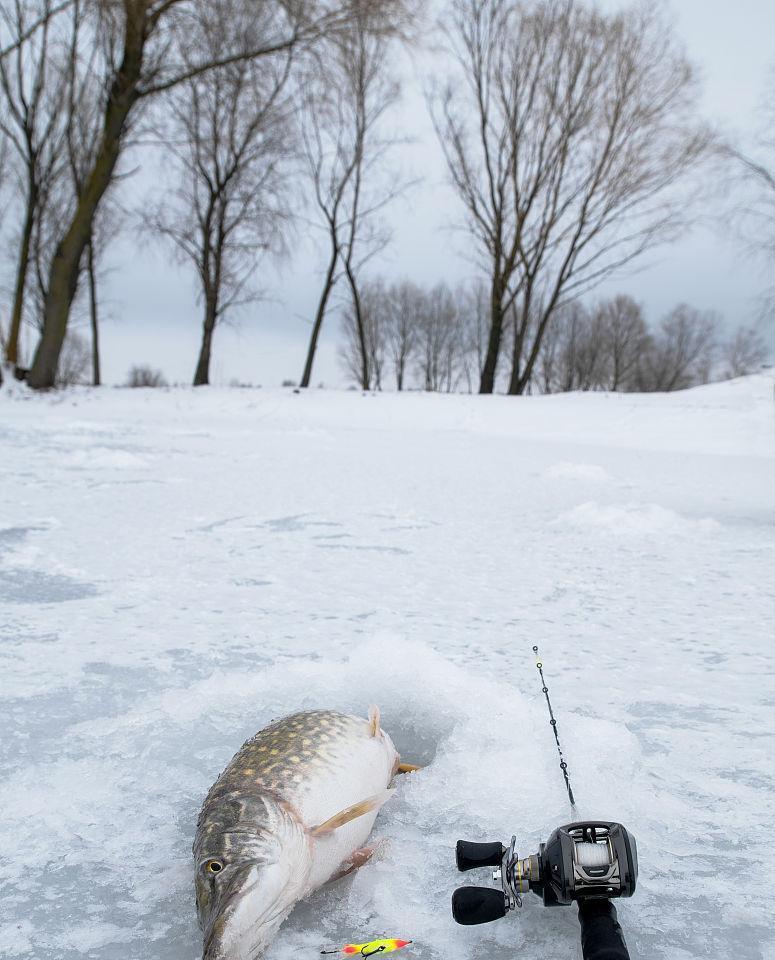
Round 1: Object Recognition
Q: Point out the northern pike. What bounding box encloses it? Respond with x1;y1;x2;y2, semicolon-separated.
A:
194;708;416;960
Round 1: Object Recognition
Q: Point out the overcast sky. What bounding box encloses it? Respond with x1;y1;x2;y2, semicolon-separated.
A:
35;0;775;387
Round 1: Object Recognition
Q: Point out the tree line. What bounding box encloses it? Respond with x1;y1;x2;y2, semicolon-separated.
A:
0;0;772;394
335;280;767;394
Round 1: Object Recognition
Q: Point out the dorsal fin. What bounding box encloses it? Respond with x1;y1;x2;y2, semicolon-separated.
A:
368;704;381;738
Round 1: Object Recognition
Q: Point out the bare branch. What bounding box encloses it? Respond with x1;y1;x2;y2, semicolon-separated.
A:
0;0;74;60
432;0;709;395
25;0;412;388
299;12;404;389
144;1;296;386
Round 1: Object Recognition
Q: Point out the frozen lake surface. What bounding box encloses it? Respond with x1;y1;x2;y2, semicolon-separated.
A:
1;377;774;960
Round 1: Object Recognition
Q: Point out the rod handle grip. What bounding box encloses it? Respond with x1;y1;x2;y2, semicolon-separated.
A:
578;900;631;960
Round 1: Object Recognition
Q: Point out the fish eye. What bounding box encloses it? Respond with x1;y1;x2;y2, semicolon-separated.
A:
205;859;224;875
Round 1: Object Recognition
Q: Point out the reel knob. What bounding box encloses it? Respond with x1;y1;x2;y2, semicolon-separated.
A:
452;886;508;925
456;840;505;872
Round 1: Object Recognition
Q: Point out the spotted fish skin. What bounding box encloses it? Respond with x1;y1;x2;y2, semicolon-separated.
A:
211;710;374;793
194;709;399;960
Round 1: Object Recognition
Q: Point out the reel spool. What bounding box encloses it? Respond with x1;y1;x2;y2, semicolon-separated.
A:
452;820;637;925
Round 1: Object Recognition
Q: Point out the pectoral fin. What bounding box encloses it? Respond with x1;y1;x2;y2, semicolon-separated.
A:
326;842;381;883
395;762;422;774
310;790;394;838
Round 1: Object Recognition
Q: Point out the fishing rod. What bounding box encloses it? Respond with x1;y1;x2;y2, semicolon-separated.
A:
450;644;638;960
532;644;577;815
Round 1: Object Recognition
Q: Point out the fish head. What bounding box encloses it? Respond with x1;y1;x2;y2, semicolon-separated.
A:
196;796;311;960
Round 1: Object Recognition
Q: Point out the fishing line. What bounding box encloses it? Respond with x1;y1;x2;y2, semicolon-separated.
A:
532;645;577;815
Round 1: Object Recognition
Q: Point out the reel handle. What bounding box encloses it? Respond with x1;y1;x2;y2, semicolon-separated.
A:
455;840;504;872
452;886;507;925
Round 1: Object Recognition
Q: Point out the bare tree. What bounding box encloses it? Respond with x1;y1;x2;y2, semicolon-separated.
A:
0;113;7;209
298;71;355;390
430;0;519;395
567;303;605;392
0;130;11;374
339;277;387;389
534;297;767;395
0;0;72;370
17;0;408;389
384;280;420;390
457;279;488;392
10;0;115;386
414;282;464;392
432;0;708;395
535;302;559;393
62;1;120;387
535;300;605;392
148;1;294;386
340;277;489;393
724;71;775;312
720;324;769;379
635;304;717;392
595;295;648;390
300;12;401;389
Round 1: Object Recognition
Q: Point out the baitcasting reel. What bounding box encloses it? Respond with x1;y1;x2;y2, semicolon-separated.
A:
452;655;639;957
452;822;637;960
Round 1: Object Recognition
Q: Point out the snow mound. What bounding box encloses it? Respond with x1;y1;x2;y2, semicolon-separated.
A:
544;462;612;482
553;501;721;537
65;447;149;470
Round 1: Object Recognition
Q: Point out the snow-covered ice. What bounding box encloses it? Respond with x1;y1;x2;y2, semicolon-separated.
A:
1;376;774;960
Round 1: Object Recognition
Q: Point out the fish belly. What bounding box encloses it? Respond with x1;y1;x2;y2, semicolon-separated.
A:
243;710;397;891
300;739;395;890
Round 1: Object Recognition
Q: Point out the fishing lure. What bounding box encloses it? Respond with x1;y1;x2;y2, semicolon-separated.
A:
322;939;413;958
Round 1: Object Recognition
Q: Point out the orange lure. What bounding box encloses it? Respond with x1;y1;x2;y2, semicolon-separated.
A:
323;939;413;957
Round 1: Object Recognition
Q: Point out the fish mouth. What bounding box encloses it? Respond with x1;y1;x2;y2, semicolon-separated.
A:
202;867;291;960
202;867;253;960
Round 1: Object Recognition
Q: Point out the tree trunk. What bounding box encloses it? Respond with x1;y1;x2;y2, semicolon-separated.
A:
27;19;145;390
5;179;37;368
344;258;369;390
300;243;338;388
508;290;532;395
517;280;568;394
507;321;522;396
479;277;504;394
194;298;217;386
353;285;369;390
611;349;621;391
86;237;100;387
